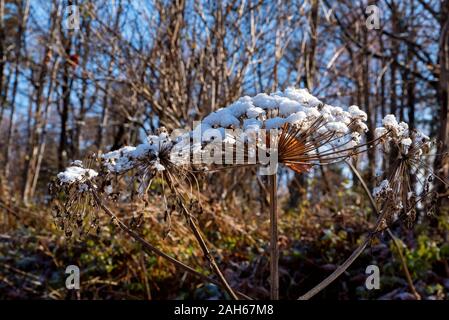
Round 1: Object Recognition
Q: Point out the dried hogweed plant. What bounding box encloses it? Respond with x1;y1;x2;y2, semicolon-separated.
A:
166;88;376;298
49;88;447;300
49;159;100;238
373;114;448;229
299;114;449;301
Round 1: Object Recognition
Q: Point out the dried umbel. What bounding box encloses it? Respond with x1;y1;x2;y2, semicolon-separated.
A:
96;127;202;238
373;114;447;228
101;127;199;200
50;88;375;235
49;160;100;238
48;88;448;300
51;90;448;235
375;114;432;158
170;87;370;174
277;113;368;174
100;129;180;194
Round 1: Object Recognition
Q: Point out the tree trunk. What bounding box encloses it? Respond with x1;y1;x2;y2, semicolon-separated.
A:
0;0;6;123
435;0;449;211
4;0;30;179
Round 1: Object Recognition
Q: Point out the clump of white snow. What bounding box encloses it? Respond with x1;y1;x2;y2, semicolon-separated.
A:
279;100;303;116
348;105;368;121
246;106;265;119
373;179;392;199
376;114;431;157
57;165;98;184
252;93;278;109
102;132;172;174
265;117;286;130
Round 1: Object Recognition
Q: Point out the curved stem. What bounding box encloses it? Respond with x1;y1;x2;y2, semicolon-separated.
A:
387;229;421;300
179;201;239;300
298;238;370;300
347;160;420;300
161;169;239;300
296;161;381;300
90;187;248;299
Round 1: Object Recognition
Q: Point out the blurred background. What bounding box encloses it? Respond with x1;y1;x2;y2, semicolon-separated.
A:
0;0;448;299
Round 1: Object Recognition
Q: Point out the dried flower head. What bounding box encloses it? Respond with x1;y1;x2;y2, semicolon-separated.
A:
49;160;100;238
171;87;371;174
373;114;448;228
98;127;202;237
100;129;195;194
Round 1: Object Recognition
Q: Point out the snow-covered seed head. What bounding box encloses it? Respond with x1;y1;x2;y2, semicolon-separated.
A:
101;131;174;176
56;162;98;185
49;160;100;238
375;114;432;158
373;179;392;201
171;87;370;174
99;129;195;199
372;115;447;229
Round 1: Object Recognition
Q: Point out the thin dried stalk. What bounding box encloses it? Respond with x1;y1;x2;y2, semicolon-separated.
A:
387;229;421;300
160;167;239;300
347;160;421;300
89;184;249;299
177;201;239;300
298;238;370;300
298;161;421;300
244;162;374;300
297;162;382;300
269;172;279;299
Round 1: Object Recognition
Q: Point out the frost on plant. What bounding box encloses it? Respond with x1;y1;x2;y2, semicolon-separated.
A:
170;87;370;175
373;114;440;228
49;160;100;238
47;88;449;300
49;91;446;247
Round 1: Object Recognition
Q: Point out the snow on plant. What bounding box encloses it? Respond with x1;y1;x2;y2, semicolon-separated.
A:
47;88;376;299
57;161;98;184
373;114;446;228
49;159;100;238
99;127;180;196
169;87;371;175
48;88;447;300
58;87;375;206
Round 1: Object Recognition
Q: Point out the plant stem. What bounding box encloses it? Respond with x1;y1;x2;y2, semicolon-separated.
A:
179;201;239;300
298;238;370;300
298;214;391;300
347;160;421;300
387;229;421;300
296;162;384;300
269;172;279;300
161;169;239;300
90;187;248;299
